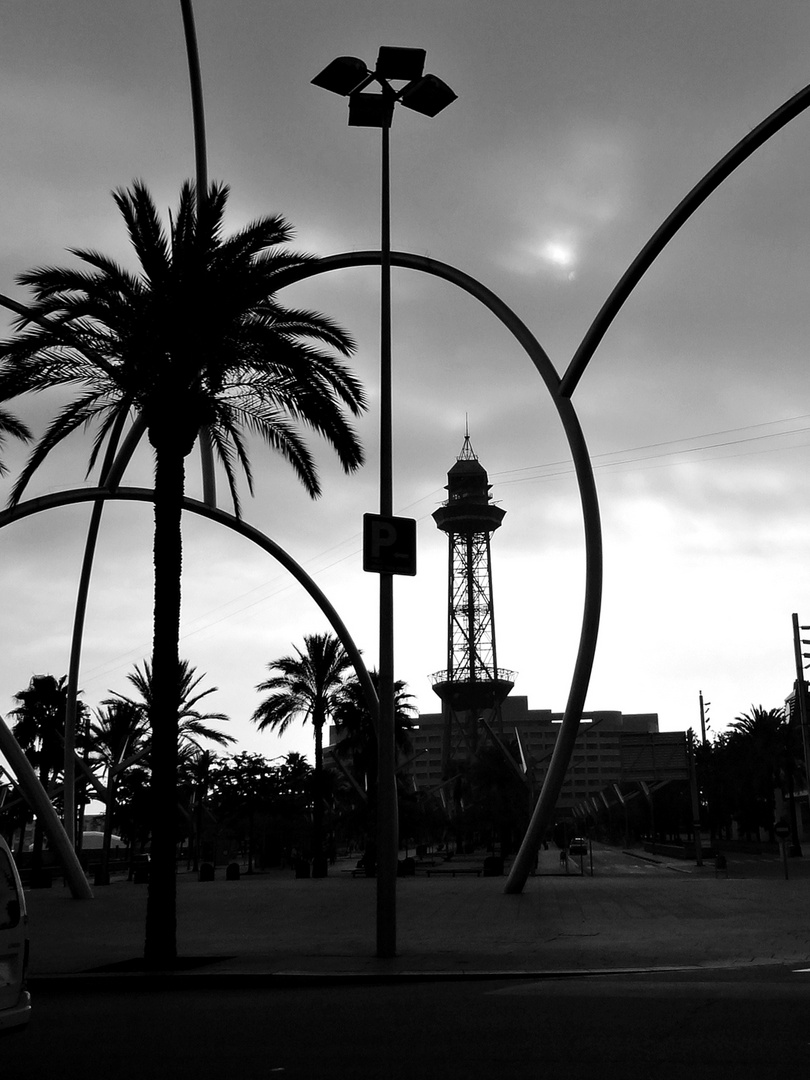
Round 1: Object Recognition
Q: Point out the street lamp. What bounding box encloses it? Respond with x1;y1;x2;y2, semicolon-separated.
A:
313;47;456;958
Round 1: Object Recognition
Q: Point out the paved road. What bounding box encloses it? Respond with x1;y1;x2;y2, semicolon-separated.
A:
5;964;809;1079
21;842;810;977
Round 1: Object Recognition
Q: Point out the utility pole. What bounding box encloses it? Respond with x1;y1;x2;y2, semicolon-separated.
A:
687;730;703;866
790;614;810;824
699;690;709;745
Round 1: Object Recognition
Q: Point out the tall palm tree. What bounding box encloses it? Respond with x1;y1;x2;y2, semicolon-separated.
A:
252;633;352;876
0;181;366;965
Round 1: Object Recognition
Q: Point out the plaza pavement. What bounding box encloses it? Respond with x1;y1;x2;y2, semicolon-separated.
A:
23;843;810;986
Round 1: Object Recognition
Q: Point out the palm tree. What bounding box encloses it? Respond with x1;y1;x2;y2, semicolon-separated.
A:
9;674;86;882
252;633;352;876
730;705;802;846
0;181;366;965
332;671;415;865
180;748;218;872
333;670;415;807
114;659;237;760
88;699;149;885
107;660;234;874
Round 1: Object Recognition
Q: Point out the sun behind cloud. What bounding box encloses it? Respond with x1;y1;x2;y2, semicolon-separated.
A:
538;235;578;279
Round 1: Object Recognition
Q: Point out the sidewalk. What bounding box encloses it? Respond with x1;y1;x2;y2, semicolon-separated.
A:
24;845;810;985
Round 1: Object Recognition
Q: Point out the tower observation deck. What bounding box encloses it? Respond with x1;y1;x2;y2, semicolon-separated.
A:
430;434;515;716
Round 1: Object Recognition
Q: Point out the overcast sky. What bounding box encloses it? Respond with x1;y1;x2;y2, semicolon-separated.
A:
2;1;810;768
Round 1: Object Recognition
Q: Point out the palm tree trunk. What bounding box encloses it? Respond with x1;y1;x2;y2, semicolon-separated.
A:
30;765;50;884
312;718;327;877
95;771;117;886
143;446;184;968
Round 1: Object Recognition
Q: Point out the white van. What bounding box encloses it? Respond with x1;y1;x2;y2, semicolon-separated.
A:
0;836;30;1033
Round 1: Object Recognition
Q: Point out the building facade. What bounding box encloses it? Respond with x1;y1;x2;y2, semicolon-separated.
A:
403;694;679;815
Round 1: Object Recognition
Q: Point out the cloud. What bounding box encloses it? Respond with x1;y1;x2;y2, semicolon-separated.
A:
488;124;637;280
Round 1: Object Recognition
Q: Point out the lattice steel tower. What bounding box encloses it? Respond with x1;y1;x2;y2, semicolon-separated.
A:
430;433;515;773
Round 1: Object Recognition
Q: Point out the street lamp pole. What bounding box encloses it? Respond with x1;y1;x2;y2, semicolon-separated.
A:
376;95;398;957
313;49;455;957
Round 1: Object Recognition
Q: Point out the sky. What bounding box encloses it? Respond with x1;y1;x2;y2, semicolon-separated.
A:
2;0;810;771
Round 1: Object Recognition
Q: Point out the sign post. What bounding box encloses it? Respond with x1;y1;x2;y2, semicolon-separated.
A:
774;820;790;879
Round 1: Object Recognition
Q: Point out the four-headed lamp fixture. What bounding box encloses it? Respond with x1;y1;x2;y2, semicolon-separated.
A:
311;46;457;127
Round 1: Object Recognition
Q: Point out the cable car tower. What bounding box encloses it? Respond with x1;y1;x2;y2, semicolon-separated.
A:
430;432;515;774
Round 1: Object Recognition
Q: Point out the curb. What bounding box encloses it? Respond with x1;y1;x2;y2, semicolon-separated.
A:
28;962;703;992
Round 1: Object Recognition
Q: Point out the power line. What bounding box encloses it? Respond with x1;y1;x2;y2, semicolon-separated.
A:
492;416;810;487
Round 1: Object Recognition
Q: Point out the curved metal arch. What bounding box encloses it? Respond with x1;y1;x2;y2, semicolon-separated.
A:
279;251;564;397
278;250;603;894
0;485;379;734
561;80;810;397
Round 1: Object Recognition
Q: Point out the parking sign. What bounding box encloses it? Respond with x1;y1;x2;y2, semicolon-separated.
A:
363;513;417;575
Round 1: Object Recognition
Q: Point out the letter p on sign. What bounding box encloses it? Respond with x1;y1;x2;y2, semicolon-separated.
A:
363;513;417;575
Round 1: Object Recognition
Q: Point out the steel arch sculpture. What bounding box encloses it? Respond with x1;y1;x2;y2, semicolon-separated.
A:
0;250;601;904
2;64;809;902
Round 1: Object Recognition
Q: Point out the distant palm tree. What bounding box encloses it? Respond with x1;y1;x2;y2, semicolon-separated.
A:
332;671;415;862
104;661;233;877
0;181;365;965
10;674;86;880
89;699;149;885
115;659;236;760
180;748;218;872
730;705;801;844
252;633;352;875
333;670;415;805
729;706;788;800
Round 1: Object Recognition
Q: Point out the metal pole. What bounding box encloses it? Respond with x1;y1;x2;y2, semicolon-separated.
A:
180;0;208;196
0;715;92;899
688;730;703;866
504;394;602;893
180;0;217;508
699;690;707;745
376;115;398;958
791;614;810;822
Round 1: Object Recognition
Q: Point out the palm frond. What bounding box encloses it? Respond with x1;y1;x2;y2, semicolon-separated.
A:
2;177;367;522
8;393;120;506
113;181;170;287
0;407;32;476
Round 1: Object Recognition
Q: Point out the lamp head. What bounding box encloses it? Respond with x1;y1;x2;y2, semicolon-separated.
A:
312;56;370;96
348;92;395;128
399;74;457;117
375;46;426;82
